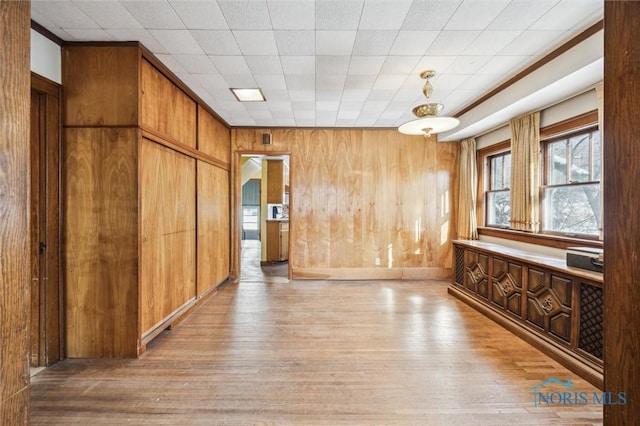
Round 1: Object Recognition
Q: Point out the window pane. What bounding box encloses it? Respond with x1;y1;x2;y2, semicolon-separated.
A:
547;141;567;185
503;153;511;188
491;156;503;190
593;131;601;180
570;134;591;182
487;190;510;227
543;183;601;235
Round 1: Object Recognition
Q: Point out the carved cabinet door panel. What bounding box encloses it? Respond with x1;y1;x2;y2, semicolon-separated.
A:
464;249;489;299
526;268;573;344
491;256;524;318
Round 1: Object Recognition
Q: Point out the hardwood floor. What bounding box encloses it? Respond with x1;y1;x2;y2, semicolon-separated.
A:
30;278;603;425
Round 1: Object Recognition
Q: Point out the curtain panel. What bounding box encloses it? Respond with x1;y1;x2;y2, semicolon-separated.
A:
457;137;478;240
510;112;540;233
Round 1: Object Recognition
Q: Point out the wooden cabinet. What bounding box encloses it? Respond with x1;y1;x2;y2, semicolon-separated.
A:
63;44;230;357
450;240;603;388
266;221;289;262
266;159;285;204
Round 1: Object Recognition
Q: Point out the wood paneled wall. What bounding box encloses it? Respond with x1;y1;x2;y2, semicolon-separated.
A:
232;129;459;280
0;0;30;422
604;1;640;423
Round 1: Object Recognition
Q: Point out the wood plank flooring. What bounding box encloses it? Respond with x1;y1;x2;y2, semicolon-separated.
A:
30;278;603;425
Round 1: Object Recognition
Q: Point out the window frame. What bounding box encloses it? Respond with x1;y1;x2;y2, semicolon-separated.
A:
485;149;512;229
540;125;601;240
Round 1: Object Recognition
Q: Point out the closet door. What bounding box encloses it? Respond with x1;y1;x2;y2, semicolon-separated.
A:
140;139;196;335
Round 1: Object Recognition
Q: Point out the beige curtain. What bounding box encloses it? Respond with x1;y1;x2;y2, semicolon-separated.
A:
596;84;604;240
510;112;540;232
457;137;478;240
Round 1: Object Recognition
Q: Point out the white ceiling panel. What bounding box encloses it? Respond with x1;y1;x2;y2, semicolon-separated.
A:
73;1;142;30
316;31;357;56
245;56;284;75
359;0;413;30
316;0;364;30
31;0;603;130
352;31;398;56
192;30;241;55
267;0;316;30
426;31;482;55
401;0;462;31
169;0;229;30
217;0;272;30
274;31;316;56
444;0;511;31
149;30;204;54
389;31;439;56
281;56;316;75
233;31;279;55
121;1;184;29
487;1;558;31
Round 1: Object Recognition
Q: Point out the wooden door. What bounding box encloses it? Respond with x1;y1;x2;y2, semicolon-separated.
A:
30;74;62;366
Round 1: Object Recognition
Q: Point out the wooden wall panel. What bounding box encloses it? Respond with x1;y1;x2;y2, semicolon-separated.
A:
198;106;230;165
141;60;196;148
604;1;640;423
197;161;230;296
232;128;459;279
62;46;138;126
64;128;139;357
0;0;30;421
140;139;196;334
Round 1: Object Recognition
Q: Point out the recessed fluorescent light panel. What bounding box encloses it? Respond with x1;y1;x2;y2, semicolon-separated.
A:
230;88;266;102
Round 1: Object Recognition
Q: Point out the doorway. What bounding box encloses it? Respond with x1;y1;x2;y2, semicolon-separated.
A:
239;154;290;281
30;74;63;368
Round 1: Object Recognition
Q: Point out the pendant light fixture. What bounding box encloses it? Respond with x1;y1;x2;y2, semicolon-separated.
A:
398;70;459;137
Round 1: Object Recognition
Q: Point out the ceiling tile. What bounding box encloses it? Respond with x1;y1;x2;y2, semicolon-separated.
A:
222;74;257;88
276;118;297;126
341;89;370;102
289;90;316;102
245;56;283;75
267;0;315;30
401;0;462;31
443;56;493;75
316;0;364;30
316;101;340;111
192;30;241;55
444;0;511;31
209;56;252;75
348;56;387;75
255;74;288;89
193;74;230;93
31;0;97;29
411;56;458;76
274;31;316;56
372;75;407;91
106;29;167;53
352;31;398;56
458;73;505;91
393;88;422;102
487;1;558;31
233;31;279;55
316;75;347;90
73;1;142;30
344;74;378;90
269;102;294;112
463;31;522;56
426;31;482;55
285;75;316;90
380;56;421;75
149;30;204;54
476;56;531;75
156;54;188;75
121;0;184;29
368;89;397;101
262;89;291;101
217;0;272;30
389;31;439;55
337;109;360;120
316;56;350;75
359;0;413;30
316;90;343;101
172;55;218;74
281;56;316;75
64;28;113;41
531;0;603;31
316;111;338;126
291;101;316;111
316;31;357;56
169;0;229;30
498;30;570;56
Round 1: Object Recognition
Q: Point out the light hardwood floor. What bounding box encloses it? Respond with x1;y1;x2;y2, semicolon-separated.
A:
30;277;603;425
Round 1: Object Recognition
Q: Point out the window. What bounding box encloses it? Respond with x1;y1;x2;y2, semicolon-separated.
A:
542;127;601;237
486;151;511;227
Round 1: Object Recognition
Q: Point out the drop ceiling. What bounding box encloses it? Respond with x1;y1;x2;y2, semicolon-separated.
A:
31;0;603;130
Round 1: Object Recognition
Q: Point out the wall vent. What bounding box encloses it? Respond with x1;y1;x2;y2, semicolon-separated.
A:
261;133;272;145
